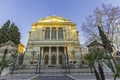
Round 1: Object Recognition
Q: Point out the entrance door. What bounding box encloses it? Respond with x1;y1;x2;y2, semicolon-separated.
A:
44;55;48;65
59;55;62;64
51;55;56;65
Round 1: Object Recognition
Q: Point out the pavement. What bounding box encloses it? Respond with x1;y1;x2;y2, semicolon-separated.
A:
38;76;73;80
0;68;120;80
0;74;37;80
67;73;120;80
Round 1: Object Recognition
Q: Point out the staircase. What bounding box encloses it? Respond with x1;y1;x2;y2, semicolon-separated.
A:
13;64;37;74
12;64;67;75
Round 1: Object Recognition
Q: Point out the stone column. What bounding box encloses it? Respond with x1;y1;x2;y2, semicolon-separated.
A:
42;29;45;39
29;31;31;40
64;46;67;54
63;29;65;39
56;47;59;65
64;47;67;66
48;47;51;65
63;28;66;40
41;47;44;65
56;28;58;40
50;28;52;40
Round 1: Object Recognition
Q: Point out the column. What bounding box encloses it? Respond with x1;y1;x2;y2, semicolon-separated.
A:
48;47;51;65
29;31;31;40
64;47;67;54
63;30;65;40
56;28;58;40
50;28;52;40
42;29;45;39
41;47;44;65
64;47;67;65
56;47;59;65
63;29;66;40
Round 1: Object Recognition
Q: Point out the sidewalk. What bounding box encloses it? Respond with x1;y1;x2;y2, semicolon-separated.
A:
0;74;38;80
66;73;120;80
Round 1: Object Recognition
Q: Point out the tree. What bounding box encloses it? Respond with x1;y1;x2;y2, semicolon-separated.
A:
1;20;10;43
0;29;4;44
82;4;120;80
9;23;21;45
82;4;120;51
85;50;105;80
0;20;21;45
18;52;25;65
98;25;116;72
0;49;15;74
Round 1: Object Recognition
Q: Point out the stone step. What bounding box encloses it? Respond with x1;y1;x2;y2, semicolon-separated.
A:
13;68;92;74
13;69;65;74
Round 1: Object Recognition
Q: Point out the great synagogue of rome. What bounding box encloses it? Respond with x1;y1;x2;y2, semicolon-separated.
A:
25;15;81;67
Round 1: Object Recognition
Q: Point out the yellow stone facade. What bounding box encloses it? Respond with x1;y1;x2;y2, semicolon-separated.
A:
25;15;81;66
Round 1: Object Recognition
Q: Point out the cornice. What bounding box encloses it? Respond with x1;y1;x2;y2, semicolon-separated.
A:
32;22;76;26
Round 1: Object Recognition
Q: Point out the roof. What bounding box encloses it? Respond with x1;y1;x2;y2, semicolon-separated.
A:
0;40;17;47
87;40;103;47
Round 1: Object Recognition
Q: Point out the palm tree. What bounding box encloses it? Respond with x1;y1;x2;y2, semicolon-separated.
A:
0;49;15;74
105;60;120;80
18;52;25;65
85;50;105;80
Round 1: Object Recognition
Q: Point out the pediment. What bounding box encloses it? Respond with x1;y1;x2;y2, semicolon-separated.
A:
38;15;70;22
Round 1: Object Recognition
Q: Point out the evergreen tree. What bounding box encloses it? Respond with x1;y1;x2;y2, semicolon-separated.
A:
1;20;10;43
98;26;116;73
0;20;21;45
0;29;4;44
1;20;10;31
9;23;21;45
98;26;113;53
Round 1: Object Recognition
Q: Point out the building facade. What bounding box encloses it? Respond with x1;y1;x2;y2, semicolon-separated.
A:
25;15;81;66
0;40;17;57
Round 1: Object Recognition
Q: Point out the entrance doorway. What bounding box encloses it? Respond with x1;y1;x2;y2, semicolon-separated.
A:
59;55;62;64
51;55;56;65
44;55;48;65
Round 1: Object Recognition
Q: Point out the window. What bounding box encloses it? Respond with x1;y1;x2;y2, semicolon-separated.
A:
58;28;63;39
45;28;50;39
51;27;56;39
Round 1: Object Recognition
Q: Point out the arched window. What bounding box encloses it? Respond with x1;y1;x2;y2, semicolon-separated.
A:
45;28;50;39
51;28;56;39
58;28;63;39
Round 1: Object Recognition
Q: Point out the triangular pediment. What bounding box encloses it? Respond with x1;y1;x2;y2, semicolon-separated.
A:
38;15;70;22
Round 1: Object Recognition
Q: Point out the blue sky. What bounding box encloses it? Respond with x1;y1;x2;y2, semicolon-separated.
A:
0;0;120;45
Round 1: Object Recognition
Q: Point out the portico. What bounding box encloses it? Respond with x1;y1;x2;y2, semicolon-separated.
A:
40;47;66;65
